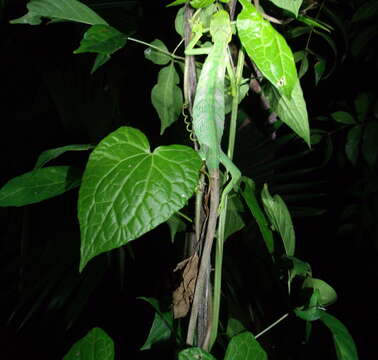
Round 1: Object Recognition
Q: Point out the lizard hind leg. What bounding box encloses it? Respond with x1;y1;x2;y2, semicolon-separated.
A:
218;151;241;212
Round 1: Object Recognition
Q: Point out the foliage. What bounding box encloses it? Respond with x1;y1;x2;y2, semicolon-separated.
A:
2;0;374;359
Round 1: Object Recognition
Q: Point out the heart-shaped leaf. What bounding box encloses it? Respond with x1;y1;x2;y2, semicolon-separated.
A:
0;166;81;207
78;126;201;271
63;327;114;360
151;63;183;134
11;0;107;26
224;331;268;360
237;0;298;98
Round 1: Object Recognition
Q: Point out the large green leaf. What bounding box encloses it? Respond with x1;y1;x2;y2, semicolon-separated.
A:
237;0;298;98
179;347;217;360
224;331;267;360
11;0;107;26
151;63;183;134
320;312;359;360
34;144;94;169
63;327;114;360
268;0;303;17
78;126;201;271
74;24;127;55
144;39;171;65
261;184;295;256
263;80;310;146
241;178;274;254
0;166;80;207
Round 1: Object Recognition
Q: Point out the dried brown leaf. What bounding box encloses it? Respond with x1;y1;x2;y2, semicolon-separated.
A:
172;253;199;319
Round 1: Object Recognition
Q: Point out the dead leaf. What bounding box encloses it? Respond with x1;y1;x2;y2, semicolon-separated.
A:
172;253;199;319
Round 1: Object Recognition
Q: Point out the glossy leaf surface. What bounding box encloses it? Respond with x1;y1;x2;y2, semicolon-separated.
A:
78;126;201;271
11;0;107;25
224;331;267;360
263;80;310;145
320;312;359;360
63;327;114;360
151;63;183;134
0;166;80;207
237;0;298;97
261;184;295;256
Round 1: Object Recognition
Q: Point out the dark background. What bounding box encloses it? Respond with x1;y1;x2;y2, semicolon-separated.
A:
0;0;377;359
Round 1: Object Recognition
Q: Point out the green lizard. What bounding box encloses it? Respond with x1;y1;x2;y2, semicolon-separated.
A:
185;9;241;212
184;9;241;348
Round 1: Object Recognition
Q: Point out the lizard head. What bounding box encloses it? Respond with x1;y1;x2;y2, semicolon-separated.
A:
210;10;232;44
